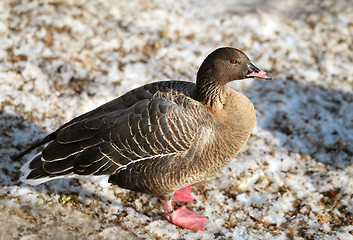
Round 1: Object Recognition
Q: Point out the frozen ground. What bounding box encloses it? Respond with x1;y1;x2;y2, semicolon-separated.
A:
1;0;353;239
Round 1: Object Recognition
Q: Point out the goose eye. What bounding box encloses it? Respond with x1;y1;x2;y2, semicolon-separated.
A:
230;59;238;64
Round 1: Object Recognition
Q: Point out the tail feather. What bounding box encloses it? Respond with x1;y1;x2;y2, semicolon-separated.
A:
20;152;67;185
20;151;110;187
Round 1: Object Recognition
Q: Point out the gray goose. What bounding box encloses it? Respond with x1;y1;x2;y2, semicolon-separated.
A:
14;47;271;231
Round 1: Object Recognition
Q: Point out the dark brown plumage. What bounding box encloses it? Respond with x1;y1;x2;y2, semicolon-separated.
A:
15;47;271;230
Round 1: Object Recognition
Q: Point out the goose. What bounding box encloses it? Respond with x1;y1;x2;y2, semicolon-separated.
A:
14;47;271;231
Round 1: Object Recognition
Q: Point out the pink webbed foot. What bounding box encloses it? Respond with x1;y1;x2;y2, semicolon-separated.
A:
172;185;194;202
160;186;206;231
162;206;207;231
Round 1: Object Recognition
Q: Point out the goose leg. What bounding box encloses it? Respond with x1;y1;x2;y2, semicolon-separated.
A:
161;186;207;231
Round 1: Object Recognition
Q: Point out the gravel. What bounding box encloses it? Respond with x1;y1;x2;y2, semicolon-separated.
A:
1;0;352;239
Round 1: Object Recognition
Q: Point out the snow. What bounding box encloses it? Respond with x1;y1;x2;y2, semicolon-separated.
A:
1;0;353;239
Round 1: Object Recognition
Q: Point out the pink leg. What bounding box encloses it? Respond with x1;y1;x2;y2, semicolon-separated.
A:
160;199;174;213
160;186;207;231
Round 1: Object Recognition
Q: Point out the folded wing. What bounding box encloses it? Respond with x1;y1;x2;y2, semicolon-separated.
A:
21;81;213;185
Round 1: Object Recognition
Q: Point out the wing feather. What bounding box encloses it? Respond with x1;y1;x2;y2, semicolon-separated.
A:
74;147;105;169
43;155;75;174
42;140;82;162
57;122;96;143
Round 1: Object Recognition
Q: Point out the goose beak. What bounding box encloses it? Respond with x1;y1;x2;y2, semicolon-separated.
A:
246;63;272;80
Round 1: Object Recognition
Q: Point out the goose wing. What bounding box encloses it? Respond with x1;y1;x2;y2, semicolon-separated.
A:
27;82;213;181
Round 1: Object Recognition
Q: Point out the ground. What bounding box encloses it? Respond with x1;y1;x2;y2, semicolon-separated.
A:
0;0;353;239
